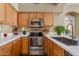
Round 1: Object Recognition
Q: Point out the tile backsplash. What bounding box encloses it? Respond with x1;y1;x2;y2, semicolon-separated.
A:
0;24;13;33
18;26;30;32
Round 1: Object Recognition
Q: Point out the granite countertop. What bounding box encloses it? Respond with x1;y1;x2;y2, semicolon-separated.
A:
0;33;29;46
45;34;79;56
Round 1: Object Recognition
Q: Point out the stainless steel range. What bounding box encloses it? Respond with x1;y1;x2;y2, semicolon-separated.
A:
29;31;44;55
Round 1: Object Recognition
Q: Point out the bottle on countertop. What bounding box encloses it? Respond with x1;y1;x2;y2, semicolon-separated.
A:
13;26;18;35
22;28;26;35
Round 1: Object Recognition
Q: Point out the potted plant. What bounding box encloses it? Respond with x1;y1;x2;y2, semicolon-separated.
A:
54;26;65;35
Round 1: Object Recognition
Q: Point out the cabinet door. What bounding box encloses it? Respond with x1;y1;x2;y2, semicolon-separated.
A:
0;3;6;23
0;42;12;56
46;38;53;56
22;37;29;55
18;13;29;27
29;12;37;19
12;38;21;56
36;12;44;19
48;39;53;56
45;37;49;55
12;8;17;26
6;4;13;25
44;13;53;26
53;42;64;56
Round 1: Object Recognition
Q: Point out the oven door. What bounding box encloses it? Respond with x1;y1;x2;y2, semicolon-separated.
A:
29;37;43;47
29;37;44;55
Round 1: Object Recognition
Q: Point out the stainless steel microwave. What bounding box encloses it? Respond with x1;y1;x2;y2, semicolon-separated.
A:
29;19;43;28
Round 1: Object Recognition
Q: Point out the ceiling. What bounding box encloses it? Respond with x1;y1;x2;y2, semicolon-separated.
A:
11;3;65;13
11;3;79;13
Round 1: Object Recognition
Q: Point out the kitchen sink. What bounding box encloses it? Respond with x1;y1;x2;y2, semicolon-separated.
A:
51;37;77;45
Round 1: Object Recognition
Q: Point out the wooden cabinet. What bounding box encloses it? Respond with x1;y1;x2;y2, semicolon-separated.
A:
0;36;29;56
12;8;17;26
47;39;53;56
18;13;29;27
36;12;44;19
0;4;17;26
44;37;64;56
0;42;12;56
44;37;47;54
53;42;64;56
22;37;29;55
12;38;21;56
29;12;44;19
11;37;29;56
29;12;37;19
6;4;13;25
44;13;53;26
44;37;53;56
18;12;53;27
0;3;6;24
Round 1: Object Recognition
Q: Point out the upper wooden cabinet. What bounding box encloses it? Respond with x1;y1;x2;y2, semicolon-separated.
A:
0;3;17;26
12;8;17;26
0;3;6;24
36;12;44;19
29;12;44;19
29;12;37;19
6;4;13;25
44;13;53;26
18;13;29;27
18;12;53;27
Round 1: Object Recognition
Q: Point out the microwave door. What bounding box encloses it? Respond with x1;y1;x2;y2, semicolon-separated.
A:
29;20;43;28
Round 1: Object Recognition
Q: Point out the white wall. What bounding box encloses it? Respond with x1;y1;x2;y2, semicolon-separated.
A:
54;4;79;26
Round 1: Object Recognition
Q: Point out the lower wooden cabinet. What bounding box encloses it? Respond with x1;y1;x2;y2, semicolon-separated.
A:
21;37;29;55
44;37;64;56
0;42;12;56
44;37;53;56
53;42;64;56
0;37;29;56
11;38;21;56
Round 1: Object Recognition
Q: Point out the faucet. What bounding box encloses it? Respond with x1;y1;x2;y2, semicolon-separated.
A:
67;23;74;39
